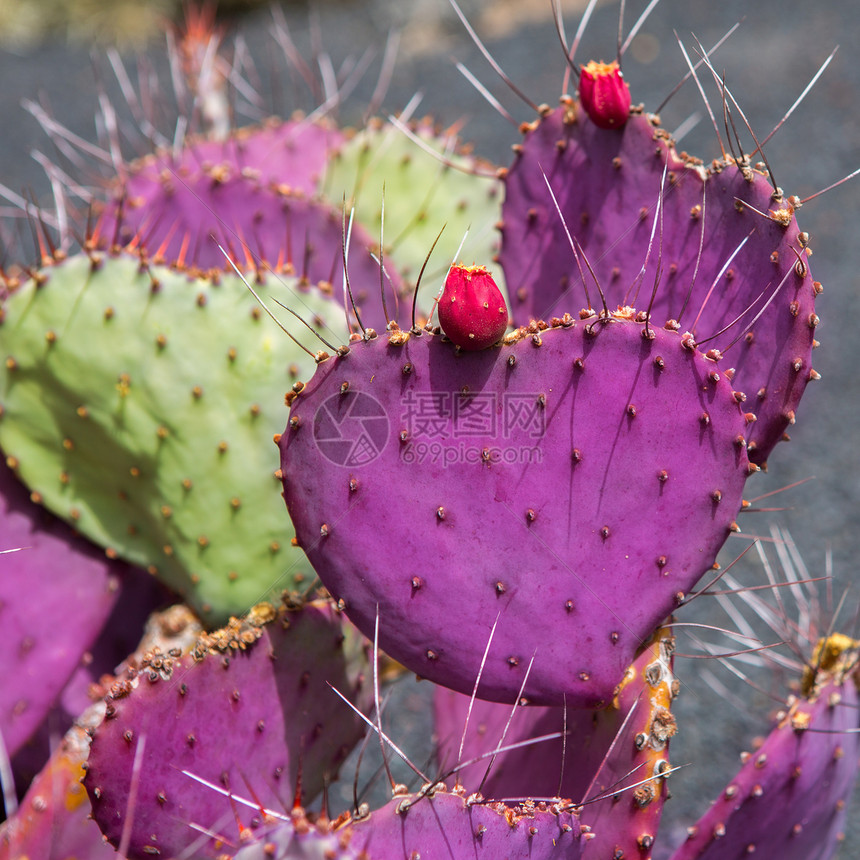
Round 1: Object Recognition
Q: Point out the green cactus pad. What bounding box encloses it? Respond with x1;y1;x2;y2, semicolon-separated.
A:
320;118;505;309
0;252;349;621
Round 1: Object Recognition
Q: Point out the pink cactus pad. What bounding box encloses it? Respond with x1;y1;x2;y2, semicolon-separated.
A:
499;108;819;466
85;599;372;859
0;457;134;757
670;634;860;860
348;787;585;858
279;316;751;707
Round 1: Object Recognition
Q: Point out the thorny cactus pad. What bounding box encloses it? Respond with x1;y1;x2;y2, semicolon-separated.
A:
0;253;348;619
280;316;750;707
435;626;676;857
0;458;129;757
347;787;586;858
670;634;860;860
102;118;345;215
233;789;585;860
95;138;397;328
84;599;372;859
0;605;201;860
499;107;820;466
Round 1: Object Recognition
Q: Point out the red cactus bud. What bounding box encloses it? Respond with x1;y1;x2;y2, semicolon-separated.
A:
438;264;508;351
579;60;631;129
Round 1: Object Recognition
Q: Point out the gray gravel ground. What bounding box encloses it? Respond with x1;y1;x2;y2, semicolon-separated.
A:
1;0;859;855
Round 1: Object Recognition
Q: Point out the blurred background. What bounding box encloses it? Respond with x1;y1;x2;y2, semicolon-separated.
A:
1;0;858;855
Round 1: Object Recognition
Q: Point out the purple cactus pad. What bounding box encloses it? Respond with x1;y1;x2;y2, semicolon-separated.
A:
84;599;371;859
100;117;343;233
279;316;750;707
0;457;134;757
669;635;860;860
347;787;585;858
499;106;819;465
99;188;401;325
435;626;676;857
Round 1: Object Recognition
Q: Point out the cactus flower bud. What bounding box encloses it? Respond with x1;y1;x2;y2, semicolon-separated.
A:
437;263;509;350
579;60;631;129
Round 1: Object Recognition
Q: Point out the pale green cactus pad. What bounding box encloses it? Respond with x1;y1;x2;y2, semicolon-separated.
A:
320;117;506;314
0;252;348;621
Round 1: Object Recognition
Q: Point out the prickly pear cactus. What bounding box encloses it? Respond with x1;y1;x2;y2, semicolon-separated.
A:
0;1;857;858
84;598;373;859
670;634;860;860
280;316;751;707
435;625;677;857
499;104;820;467
0;458;127;757
0;252;348;618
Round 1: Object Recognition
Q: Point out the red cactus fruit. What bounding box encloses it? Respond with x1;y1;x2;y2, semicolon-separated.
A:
437;263;509;350
579;60;632;129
